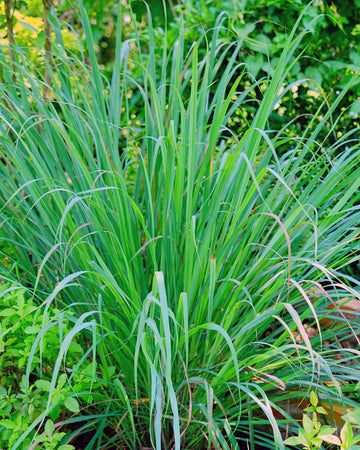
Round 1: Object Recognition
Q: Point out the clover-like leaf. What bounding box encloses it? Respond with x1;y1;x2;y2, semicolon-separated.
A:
57;373;67;389
312;436;323;447
84;361;97;376
0;309;15;317
52;390;64;404
318;434;342;446
64;397;80;413
340;421;353;446
284;436;303;446
45;419;54;438
49;404;61;421
0;419;15;429
52;431;66;442
343;409;360;424
310;391;318;408
298;428;311;446
69;341;83;353
34;379;51;392
319;426;337;436
24;325;40;334
303;413;314;435
0;387;7;398
316;406;327;415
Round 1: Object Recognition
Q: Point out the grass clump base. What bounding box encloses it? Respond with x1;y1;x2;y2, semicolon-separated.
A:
0;2;360;449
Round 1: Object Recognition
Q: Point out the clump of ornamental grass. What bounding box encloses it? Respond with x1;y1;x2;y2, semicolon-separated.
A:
0;2;360;449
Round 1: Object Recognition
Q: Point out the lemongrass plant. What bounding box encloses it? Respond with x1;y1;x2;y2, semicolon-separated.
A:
0;1;360;449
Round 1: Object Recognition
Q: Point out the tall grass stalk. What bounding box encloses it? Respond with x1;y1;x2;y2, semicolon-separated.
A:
0;2;359;448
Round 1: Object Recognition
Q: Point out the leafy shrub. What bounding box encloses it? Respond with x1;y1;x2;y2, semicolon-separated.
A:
0;0;79;60
137;0;360;146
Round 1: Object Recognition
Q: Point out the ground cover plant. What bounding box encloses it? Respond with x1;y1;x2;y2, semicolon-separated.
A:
0;1;360;448
285;391;360;449
0;281;108;449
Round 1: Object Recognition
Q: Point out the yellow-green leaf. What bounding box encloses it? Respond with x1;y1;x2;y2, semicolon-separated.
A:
310;390;318;407
318;434;342;446
64;397;80;413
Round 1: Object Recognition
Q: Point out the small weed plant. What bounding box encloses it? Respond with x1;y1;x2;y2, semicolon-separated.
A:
285;392;360;450
0;283;106;448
